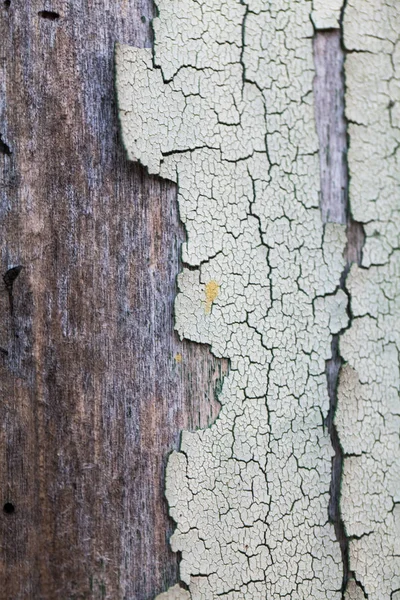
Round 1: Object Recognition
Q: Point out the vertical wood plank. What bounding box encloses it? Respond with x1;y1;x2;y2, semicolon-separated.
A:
0;2;225;599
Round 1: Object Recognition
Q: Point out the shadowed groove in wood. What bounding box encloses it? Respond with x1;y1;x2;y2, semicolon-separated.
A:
0;2;225;599
313;28;366;598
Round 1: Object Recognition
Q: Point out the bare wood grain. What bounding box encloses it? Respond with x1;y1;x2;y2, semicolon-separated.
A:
0;2;225;599
314;30;348;225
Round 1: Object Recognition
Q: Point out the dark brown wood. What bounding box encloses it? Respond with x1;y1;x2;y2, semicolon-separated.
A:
0;2;225;599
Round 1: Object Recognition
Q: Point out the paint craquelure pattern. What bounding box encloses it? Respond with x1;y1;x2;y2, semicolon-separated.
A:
115;0;399;598
336;1;400;599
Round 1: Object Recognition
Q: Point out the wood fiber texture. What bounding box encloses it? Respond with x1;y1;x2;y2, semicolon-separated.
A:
0;2;225;599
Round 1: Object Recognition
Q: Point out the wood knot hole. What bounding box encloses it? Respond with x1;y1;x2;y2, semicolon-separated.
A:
38;10;60;20
3;502;15;514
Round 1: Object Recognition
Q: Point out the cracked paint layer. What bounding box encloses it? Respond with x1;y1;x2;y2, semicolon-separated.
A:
116;1;351;598
154;584;191;600
336;1;400;598
311;0;342;30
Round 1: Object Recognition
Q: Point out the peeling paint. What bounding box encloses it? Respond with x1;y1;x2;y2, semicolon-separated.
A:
337;2;400;597
311;0;343;30
115;0;399;597
154;584;191;600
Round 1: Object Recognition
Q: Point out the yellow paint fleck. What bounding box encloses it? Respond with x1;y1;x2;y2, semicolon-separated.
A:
204;280;219;314
174;353;182;363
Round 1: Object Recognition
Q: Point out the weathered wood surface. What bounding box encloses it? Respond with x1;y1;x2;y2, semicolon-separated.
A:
0;2;224;599
313;30;348;226
0;1;368;598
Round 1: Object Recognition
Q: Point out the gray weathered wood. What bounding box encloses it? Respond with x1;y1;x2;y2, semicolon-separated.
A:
0;2;225;599
314;30;348;225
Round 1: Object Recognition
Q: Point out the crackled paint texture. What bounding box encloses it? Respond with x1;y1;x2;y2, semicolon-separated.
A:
336;1;400;598
311;0;342;30
116;0;399;598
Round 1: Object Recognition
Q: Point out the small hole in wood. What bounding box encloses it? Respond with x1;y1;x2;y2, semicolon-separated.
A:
0;134;11;155
3;502;15;514
38;10;60;20
3;265;23;288
4;0;11;8
141;15;146;23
